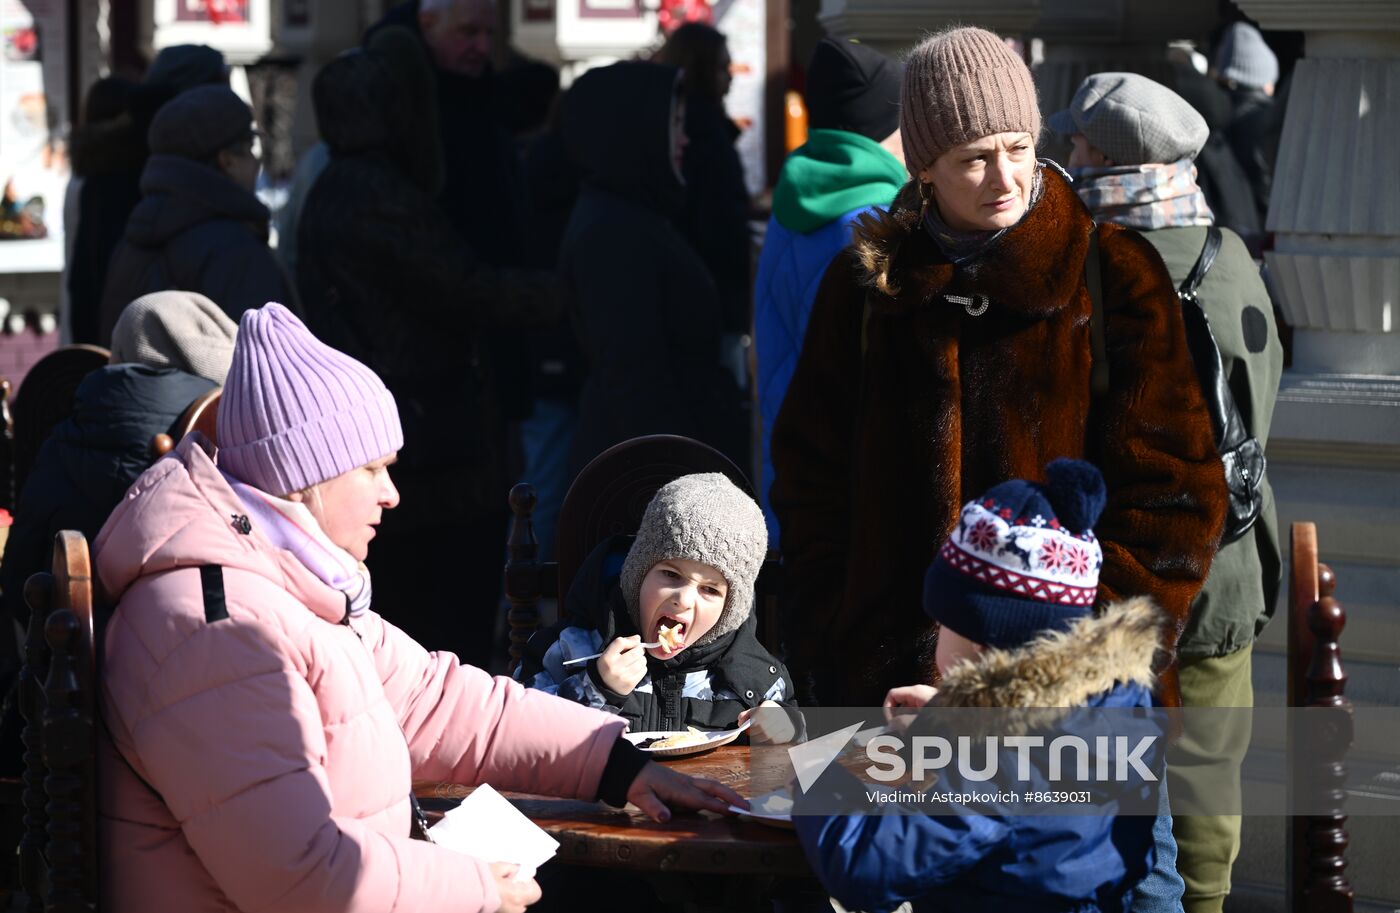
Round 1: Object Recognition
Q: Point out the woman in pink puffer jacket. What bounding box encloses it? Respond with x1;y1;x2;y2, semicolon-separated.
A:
95;303;741;913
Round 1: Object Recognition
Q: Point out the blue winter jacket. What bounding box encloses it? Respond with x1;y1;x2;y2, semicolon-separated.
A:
754;128;904;541
755;209;876;541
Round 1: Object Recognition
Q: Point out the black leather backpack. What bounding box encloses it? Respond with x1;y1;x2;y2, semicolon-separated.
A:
1086;226;1266;543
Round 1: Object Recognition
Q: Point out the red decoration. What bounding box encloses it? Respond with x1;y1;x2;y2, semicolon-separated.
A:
658;0;712;33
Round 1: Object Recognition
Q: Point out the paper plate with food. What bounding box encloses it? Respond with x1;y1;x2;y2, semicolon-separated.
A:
624;719;751;758
729;787;794;829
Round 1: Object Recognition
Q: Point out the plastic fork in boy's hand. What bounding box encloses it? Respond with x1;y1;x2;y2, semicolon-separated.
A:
561;642;661;666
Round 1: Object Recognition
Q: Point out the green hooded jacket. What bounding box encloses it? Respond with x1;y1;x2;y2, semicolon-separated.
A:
772;128;906;234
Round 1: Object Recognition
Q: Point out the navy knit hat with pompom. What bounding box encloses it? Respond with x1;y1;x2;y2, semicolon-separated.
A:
924;459;1108;649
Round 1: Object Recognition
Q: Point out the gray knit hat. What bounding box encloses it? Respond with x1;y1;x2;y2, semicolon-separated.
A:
109;291;239;383
619;473;768;647
899;27;1041;176
1047;73;1209;165
1214;23;1278;91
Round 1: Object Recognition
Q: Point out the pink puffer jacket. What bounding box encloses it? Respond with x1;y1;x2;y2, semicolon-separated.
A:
95;435;627;913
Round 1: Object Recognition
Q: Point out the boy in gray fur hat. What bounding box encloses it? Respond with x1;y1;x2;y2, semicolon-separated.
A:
517;473;796;733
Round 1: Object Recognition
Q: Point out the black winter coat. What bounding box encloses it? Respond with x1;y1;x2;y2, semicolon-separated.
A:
296;41;558;530
520;130;586;401
1170;66;1265;244
366;1;529;265
0;365;215;629
1224;88;1279;228
680;96;752;335
67;114;147;346
559;63;744;473
97;156;296;343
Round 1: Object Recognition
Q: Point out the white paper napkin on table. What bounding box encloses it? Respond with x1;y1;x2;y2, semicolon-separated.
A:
428;783;559;881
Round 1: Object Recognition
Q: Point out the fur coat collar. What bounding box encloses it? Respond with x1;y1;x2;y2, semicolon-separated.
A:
934;597;1165;709
852;166;1094;320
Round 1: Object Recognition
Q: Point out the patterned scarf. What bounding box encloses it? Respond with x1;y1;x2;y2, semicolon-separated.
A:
223;472;374;618
1070;158;1215;230
924;161;1047;265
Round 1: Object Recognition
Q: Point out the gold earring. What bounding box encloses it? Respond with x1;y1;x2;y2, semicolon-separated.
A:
918;181;934;222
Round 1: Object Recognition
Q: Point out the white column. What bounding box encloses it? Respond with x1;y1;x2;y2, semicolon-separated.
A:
1233;0;1400;655
1229;3;1400;902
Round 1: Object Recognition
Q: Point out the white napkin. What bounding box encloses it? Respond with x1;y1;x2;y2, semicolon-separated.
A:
428;784;559;881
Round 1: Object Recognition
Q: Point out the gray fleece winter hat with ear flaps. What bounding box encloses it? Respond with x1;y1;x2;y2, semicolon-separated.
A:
620;473;768;648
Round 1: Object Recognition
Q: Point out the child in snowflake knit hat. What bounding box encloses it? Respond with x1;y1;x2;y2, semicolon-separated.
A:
924;458;1107;651
804;458;1175;913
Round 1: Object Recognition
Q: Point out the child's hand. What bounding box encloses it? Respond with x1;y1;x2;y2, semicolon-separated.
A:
595;635;648;696
487;862;541;912
737;700;795;743
882;684;937;727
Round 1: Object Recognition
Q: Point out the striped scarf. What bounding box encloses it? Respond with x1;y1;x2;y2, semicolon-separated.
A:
1070;159;1214;230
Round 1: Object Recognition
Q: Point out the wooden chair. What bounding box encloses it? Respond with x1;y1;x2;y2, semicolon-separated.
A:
1286;521;1353;913
505;434;782;671
18;530;98;912
151;388;220;458
10;347;109;501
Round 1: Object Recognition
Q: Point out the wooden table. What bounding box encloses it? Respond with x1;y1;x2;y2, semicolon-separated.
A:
416;745;808;876
416;745;824;911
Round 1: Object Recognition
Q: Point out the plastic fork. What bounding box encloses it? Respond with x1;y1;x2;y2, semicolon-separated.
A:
562;642;663;666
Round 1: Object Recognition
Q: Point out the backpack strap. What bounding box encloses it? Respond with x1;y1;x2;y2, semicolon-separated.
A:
1179;226;1223;302
1175;227;1243;451
199;565;230;623
1086;227;1109;397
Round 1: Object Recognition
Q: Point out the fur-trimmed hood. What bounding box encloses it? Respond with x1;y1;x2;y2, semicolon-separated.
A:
933;596;1165;709
851;165;1095;319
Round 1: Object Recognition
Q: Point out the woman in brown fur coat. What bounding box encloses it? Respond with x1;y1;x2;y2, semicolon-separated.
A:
770;27;1228;708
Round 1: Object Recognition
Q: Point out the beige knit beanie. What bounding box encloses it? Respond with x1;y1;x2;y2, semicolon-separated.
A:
899;27;1042;176
109;291;239;383
620;473;768;648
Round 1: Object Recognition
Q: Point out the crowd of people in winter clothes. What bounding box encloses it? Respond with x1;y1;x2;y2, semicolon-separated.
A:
2;1;1294;910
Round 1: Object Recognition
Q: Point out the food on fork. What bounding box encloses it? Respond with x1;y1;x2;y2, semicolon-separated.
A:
656;622;684;652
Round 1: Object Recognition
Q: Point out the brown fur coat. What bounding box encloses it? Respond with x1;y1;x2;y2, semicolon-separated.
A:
770;167;1227;707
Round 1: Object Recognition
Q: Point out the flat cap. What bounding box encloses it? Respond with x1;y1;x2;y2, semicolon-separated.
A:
1047;72;1208;166
147;84;254;161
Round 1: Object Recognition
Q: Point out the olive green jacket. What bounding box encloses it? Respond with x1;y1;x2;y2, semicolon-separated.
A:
1142;225;1283;657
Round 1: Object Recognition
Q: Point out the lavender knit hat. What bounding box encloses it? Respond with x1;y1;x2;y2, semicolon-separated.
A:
217;303;403;495
899;26;1041;176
